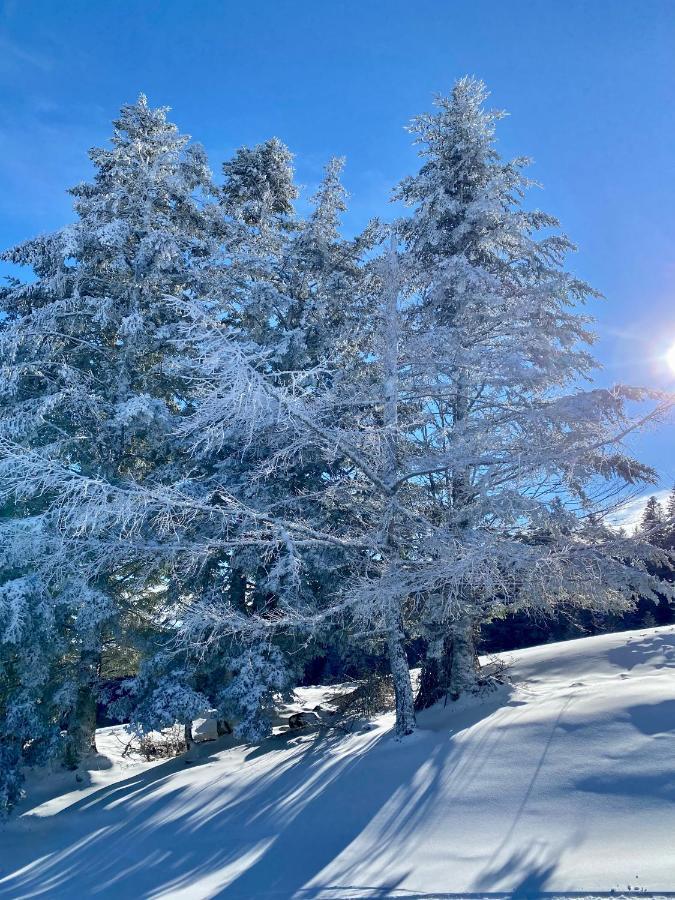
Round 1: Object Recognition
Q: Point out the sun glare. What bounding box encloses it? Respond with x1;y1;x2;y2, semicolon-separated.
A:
666;343;675;375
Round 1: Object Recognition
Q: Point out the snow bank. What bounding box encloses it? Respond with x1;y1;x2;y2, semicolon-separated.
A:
1;626;675;898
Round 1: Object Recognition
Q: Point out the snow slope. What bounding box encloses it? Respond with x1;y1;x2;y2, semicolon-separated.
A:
1;626;675;898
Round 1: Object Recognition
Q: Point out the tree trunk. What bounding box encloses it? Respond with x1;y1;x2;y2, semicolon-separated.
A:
448;617;478;701
415;618;479;709
183;721;199;763
184;721;194;751
386;610;416;737
63;651;99;769
415;631;453;710
380;233;416;739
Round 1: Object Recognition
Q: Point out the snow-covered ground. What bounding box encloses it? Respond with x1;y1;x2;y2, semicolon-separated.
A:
1;626;675;899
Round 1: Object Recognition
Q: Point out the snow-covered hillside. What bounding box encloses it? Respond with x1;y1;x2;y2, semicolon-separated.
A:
1;626;675;899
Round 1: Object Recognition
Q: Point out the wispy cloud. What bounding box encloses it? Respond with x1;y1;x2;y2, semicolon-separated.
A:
0;34;52;75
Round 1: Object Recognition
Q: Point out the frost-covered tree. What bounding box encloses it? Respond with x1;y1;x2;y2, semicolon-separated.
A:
0;138;375;744
386;78;673;708
0;95;223;789
0;510;114;810
173;79;674;731
667;486;675;525
640;496;666;544
1;81;672;751
663;486;675;551
140;151;376;738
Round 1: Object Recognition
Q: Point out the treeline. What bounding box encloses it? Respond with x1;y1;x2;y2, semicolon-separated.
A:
1;79;672;813
481;490;675;653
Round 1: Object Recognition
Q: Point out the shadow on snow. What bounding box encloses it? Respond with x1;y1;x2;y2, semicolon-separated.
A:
0;661;672;898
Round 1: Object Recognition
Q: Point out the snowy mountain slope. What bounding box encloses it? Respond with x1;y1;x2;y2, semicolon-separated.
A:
1;626;675;898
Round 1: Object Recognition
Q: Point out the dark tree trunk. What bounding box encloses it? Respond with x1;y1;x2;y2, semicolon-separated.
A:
183;721;199;763
63;651;99;768
415;632;454;711
415;618;478;710
448;617;478;701
385;609;416;737
229;566;247;610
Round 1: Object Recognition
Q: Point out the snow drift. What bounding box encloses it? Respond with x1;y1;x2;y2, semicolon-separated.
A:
1;625;675;898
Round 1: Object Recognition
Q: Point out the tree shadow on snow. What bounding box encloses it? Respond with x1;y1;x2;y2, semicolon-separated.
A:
606;630;675;673
627;698;675;736
0;689;618;899
472;841;561;897
0;727;399;898
569;696;675;805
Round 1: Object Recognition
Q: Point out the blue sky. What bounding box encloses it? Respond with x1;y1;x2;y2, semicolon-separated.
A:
1;0;674;512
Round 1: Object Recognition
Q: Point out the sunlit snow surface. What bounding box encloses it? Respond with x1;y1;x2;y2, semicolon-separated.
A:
1;626;675;898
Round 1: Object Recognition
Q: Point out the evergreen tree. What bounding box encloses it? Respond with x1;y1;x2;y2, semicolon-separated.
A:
0;141;376;744
1;82;672;753
640;495;666;546
390;78;672;708
172;79;673;730
146;151;376;739
663;486;675;549
0;95;223;805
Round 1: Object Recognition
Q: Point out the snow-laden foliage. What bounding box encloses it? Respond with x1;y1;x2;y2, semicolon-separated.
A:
168;79;673;731
217;641;291;741
0;95;226;808
0;79;673;781
0;515;114;809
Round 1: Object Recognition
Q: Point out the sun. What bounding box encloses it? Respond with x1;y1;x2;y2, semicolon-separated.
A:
666;342;675;375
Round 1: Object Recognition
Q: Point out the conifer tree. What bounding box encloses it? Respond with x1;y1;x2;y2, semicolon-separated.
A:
134;151;376;739
1;82;672;750
640;495;666;545
174;79;673;727
391;78;673;707
663;486;675;549
0;95;223;801
1;141;377;744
